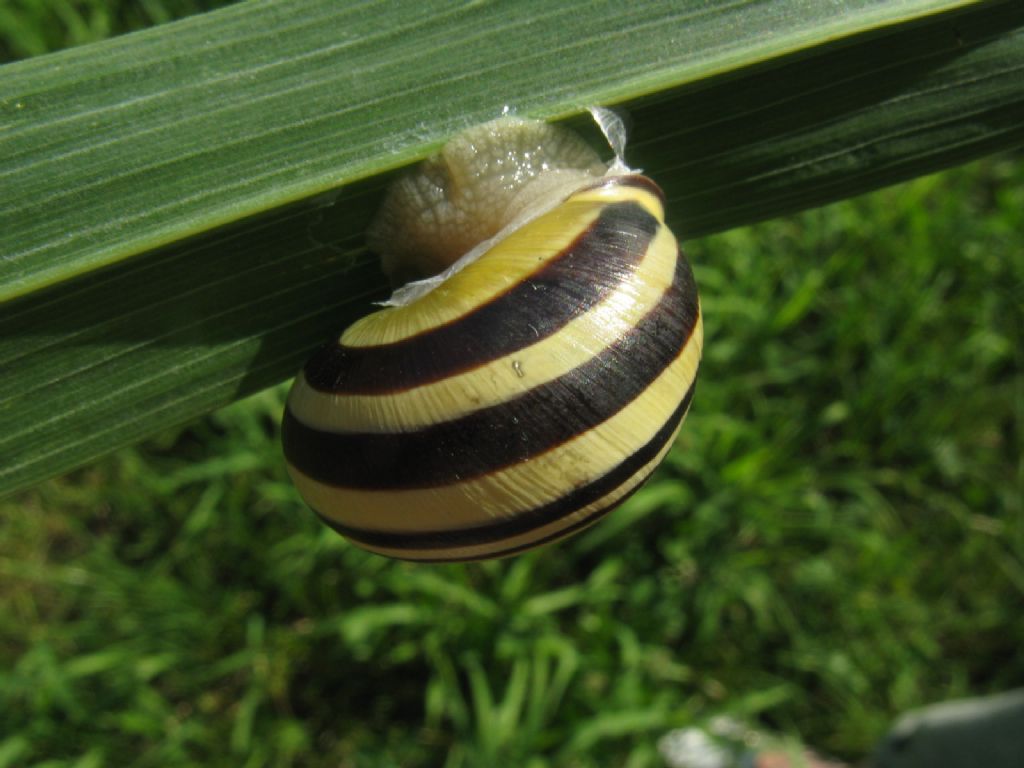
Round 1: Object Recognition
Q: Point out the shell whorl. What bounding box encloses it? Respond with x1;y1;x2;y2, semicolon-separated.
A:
283;119;702;562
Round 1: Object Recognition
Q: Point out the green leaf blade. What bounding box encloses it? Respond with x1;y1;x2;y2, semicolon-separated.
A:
0;0;983;300
1;0;1022;496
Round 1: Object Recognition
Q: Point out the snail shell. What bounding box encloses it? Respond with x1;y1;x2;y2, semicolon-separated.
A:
282;116;702;562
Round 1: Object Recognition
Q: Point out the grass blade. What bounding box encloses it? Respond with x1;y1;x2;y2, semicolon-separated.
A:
1;1;1022;496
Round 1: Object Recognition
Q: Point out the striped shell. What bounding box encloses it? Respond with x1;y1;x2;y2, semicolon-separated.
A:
282;118;702;562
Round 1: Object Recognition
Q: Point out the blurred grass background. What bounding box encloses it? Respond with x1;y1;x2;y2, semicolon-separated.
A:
1;2;1022;767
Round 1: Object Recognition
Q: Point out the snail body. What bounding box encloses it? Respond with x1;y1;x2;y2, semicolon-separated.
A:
282;117;702;562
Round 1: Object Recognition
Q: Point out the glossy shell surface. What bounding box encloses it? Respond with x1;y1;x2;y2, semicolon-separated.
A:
283;120;702;562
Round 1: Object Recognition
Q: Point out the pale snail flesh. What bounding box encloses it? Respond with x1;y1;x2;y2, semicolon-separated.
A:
282;116;703;562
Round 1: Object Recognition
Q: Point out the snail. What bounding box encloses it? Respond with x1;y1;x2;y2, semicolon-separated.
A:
282;111;702;562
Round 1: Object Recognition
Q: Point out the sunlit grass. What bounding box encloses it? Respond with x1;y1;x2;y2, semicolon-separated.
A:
2;154;1021;767
0;0;237;61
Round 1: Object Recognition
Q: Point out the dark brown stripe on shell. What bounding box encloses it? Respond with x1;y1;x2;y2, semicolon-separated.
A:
302;198;660;395
313;379;695;561
282;252;699;490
